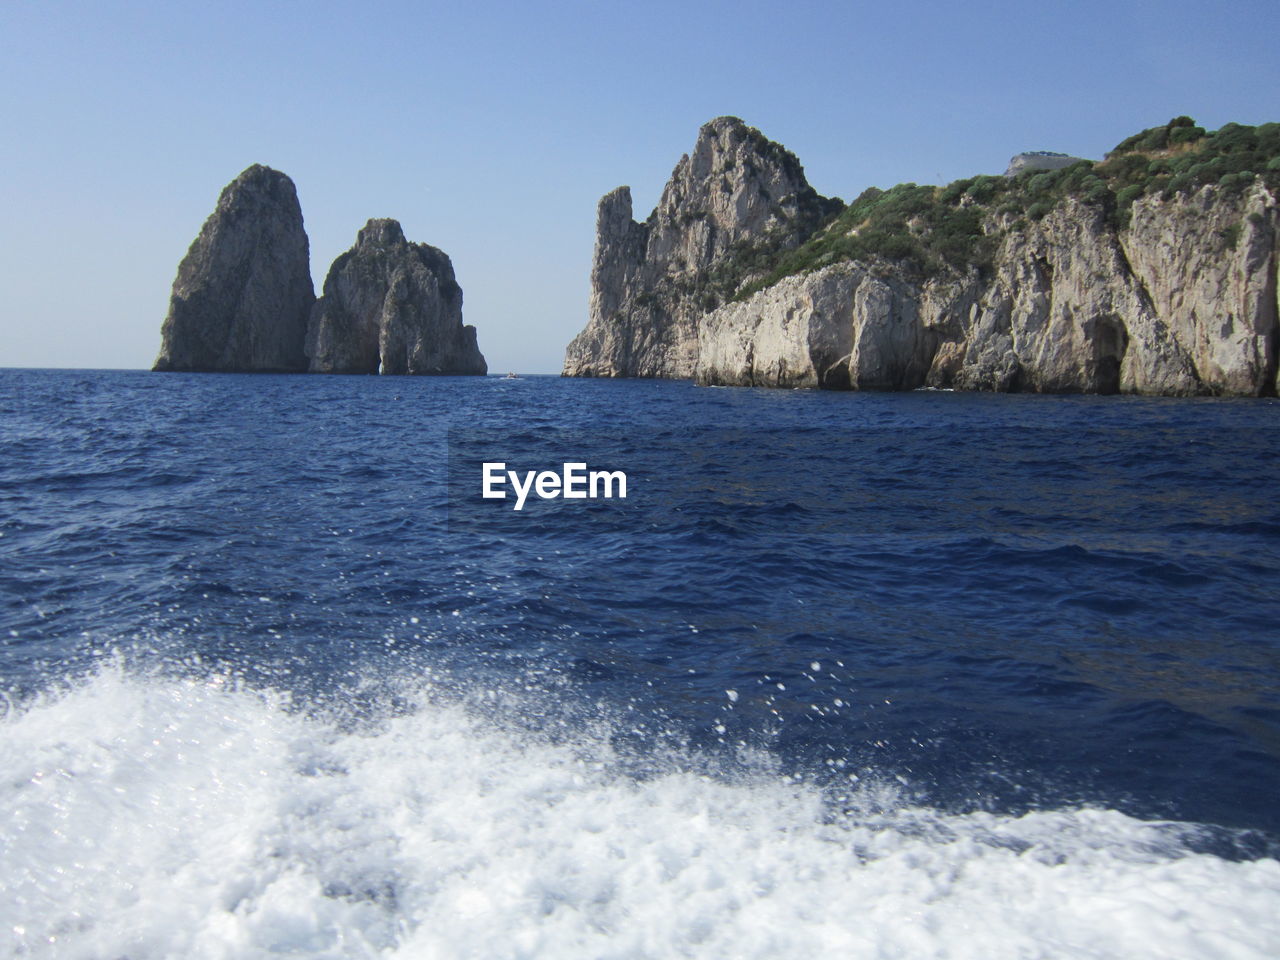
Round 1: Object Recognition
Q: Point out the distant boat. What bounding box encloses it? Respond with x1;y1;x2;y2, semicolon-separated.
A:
502;372;520;380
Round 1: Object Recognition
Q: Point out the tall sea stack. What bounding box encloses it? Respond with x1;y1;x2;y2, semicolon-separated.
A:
306;218;486;375
154;165;314;372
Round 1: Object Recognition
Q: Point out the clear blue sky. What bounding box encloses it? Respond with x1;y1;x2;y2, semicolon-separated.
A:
2;0;1277;373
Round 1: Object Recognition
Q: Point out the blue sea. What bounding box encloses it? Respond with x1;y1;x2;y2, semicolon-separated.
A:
2;368;1279;958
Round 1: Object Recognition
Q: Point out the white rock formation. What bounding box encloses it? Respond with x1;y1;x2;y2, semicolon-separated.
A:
567;120;1279;397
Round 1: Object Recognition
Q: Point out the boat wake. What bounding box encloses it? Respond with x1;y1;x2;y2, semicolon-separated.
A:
3;663;1279;959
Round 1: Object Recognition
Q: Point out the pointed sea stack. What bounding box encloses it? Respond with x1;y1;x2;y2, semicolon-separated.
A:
306;218;486;375
154;164;314;372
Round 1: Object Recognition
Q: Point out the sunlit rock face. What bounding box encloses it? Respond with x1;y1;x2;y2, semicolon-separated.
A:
568;117;1279;397
694;184;1277;396
563;117;841;379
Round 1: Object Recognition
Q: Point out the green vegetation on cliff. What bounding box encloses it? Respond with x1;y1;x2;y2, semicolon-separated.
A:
1100;117;1280;224
727;118;1280;302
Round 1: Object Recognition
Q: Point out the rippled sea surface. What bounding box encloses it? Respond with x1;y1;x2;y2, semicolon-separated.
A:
2;368;1279;958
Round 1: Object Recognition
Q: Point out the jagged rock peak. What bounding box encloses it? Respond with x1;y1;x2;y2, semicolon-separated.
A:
563;117;842;379
357;217;407;246
153;163;315;372
692;116;811;180
305;218;486;376
568;115;1280;396
656;116;837;240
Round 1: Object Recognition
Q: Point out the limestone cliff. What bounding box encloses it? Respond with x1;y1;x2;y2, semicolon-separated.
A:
306;219;486;376
154;165;314;372
563;117;842;378
1121;185;1277;395
695;185;1277;395
567;118;1280;396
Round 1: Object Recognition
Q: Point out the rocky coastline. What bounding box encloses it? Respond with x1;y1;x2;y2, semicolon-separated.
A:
564;117;1279;396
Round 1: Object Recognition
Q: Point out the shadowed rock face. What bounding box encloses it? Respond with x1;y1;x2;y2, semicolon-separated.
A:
154;165;314;372
306;219;486;376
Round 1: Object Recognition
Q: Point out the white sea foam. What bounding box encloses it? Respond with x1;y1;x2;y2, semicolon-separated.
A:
2;666;1279;959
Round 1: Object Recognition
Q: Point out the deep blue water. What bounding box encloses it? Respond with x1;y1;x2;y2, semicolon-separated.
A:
3;368;1280;956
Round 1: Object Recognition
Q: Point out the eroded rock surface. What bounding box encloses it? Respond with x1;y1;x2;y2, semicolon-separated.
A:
306;219;486;376
695;185;1276;395
567;120;1280;396
563;117;841;378
154;165;314;372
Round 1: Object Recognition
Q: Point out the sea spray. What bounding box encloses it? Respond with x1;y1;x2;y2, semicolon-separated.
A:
3;663;1279;959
